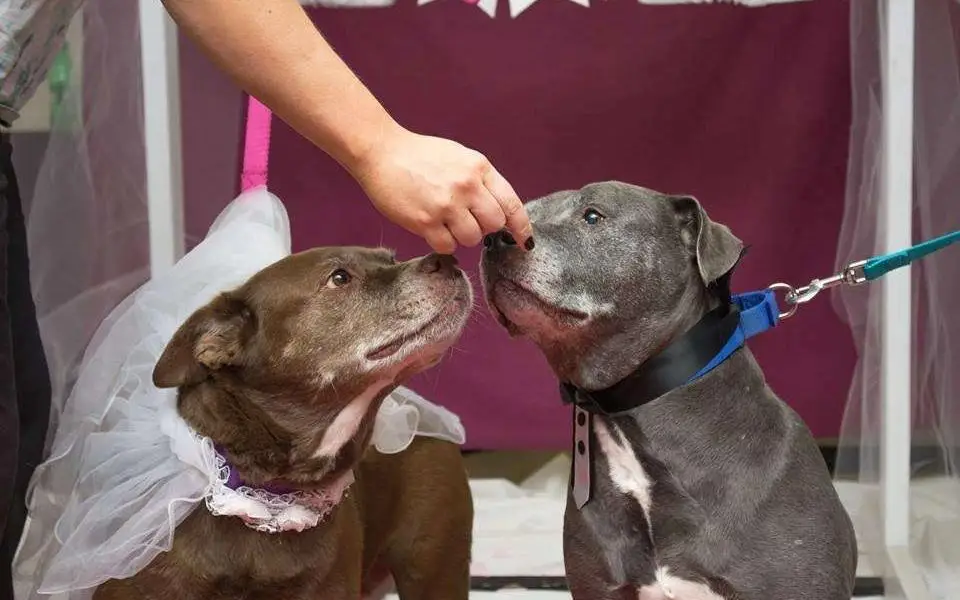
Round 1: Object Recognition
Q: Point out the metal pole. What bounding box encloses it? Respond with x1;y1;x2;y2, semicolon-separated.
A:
879;2;932;598
139;0;185;276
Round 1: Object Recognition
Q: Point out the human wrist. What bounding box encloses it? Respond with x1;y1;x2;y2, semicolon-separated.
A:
334;112;406;182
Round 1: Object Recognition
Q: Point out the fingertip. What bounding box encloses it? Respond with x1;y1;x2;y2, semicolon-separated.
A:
483;168;533;249
426;229;458;255
507;219;534;252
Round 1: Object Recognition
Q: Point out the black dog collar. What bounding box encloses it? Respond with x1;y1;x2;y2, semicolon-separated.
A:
559;258;743;416
560;302;740;415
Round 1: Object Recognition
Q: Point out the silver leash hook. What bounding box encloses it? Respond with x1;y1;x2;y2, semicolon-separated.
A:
769;277;833;320
768;282;800;320
793;279;826;304
768;261;868;320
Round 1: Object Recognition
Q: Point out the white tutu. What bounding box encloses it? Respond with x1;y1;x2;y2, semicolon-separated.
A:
12;188;466;600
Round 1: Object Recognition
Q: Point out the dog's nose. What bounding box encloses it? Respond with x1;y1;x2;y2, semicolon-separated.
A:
482;230;516;250
419;253;459;275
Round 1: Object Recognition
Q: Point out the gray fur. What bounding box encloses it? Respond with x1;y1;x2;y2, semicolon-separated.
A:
480;181;857;600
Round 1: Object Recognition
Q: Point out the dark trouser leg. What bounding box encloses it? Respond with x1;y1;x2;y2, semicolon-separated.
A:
0;137;51;600
0;139;15;600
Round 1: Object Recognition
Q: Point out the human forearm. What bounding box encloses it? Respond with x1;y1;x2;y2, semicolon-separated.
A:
163;0;532;253
163;0;396;174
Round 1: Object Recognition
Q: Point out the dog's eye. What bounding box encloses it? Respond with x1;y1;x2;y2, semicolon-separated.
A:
326;269;352;288
583;209;604;225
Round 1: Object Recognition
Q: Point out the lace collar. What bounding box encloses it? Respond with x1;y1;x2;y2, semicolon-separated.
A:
203;441;354;534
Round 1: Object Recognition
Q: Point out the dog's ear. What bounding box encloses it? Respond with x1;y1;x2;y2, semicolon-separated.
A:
153;293;255;389
671;195;743;286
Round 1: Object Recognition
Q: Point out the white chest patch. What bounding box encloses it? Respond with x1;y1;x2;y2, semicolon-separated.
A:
313;383;386;458
593;424;725;600
636;567;725;600
593;419;654;520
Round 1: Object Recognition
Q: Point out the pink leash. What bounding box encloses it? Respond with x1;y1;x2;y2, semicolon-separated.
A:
240;97;399;599
240;96;273;192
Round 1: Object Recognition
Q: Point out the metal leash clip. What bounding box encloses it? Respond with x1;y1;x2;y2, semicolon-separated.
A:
768;260;868;320
760;229;960;321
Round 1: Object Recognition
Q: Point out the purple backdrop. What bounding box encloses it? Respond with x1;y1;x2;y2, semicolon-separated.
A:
182;0;856;449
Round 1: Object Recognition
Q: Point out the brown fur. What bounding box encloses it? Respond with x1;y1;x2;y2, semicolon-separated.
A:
94;247;474;600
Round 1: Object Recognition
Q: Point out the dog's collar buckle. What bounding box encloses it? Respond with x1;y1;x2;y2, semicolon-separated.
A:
560;383;606;415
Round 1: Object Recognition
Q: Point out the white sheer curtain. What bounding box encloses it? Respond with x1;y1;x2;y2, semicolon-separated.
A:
834;2;960;598
13;4;147;596
24;0;150;454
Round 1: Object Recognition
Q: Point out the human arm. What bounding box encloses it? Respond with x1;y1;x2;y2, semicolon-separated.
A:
161;0;533;252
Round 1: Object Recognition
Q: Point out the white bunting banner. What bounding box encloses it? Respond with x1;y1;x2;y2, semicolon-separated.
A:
302;0;805;16
476;0;499;18
508;0;538;18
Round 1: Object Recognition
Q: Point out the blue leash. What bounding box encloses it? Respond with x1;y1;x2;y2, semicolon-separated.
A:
690;229;960;382
769;228;960;321
862;229;960;282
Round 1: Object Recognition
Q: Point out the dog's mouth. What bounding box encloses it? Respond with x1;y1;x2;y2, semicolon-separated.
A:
365;313;443;361
489;279;588;332
365;296;469;362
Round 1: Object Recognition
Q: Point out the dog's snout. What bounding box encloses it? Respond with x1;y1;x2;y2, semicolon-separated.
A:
483;230;516;250
419;253;459;275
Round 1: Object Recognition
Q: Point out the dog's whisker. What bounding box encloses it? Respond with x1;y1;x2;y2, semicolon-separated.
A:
446;345;468;357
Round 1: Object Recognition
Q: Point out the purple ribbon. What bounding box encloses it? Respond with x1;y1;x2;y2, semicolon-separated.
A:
215;444;301;496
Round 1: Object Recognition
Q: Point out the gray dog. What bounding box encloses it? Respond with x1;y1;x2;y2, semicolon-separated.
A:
480;181;857;600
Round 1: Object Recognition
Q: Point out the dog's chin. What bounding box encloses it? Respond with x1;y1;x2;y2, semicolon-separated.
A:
487;279;588;338
362;291;472;380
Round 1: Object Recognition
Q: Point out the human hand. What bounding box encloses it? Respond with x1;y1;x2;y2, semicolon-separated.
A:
350;126;533;254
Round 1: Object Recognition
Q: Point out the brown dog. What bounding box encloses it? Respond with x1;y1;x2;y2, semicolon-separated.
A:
93;247;474;600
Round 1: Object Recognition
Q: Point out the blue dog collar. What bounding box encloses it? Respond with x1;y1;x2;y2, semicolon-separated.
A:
687;289;780;382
